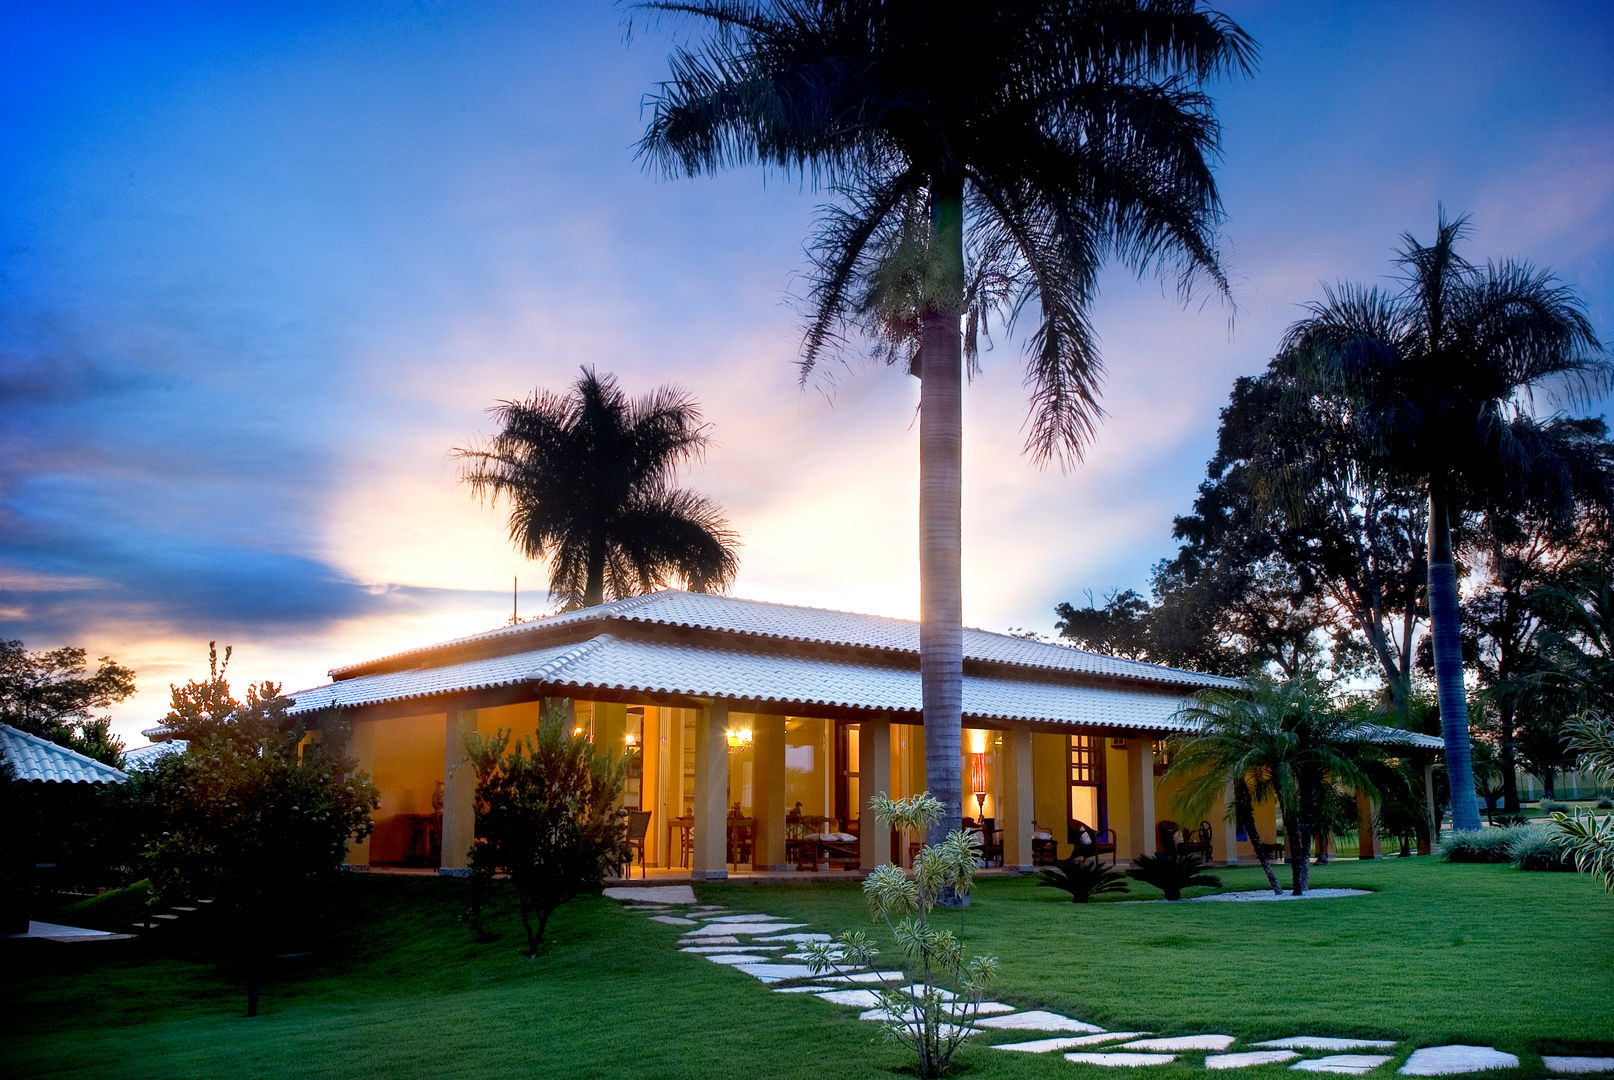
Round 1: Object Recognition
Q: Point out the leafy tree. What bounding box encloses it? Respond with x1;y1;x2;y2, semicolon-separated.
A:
1054;589;1154;662
155;641;257;742
1169;676;1371;894
455;368;740;610
0;640;135;765
1281;211;1612;832
148;678;378;1017
461;702;629;957
803;792;999;1078
638;0;1254;844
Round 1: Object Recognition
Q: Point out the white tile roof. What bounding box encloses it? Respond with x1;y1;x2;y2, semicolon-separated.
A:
328;590;1240;690
0;724;129;784
292;633;1199;732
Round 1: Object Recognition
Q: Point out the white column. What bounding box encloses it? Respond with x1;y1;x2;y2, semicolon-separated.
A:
692;700;730;881
858;716;893;870
1000;727;1034;872
439;708;476;875
1126;738;1157;860
1219;780;1240;865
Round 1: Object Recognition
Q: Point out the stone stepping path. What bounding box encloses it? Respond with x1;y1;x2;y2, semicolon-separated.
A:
1067;1052;1179;1067
995;1033;1149;1054
1122;1035;1236;1052
1399;1047;1519;1075
1543;1058;1614;1075
1210;1051;1302;1070
1261;1039;1398;1052
1293;1055;1394;1074
612;891;1560;1076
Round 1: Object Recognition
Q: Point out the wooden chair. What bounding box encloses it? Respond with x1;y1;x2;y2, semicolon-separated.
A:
726;817;755;869
1068;819;1117;865
1032;820;1058;866
622;810;652;879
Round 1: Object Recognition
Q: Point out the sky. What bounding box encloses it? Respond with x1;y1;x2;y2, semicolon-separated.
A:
3;1;1612;748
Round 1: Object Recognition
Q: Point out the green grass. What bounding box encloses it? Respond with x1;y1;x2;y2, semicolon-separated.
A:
5;859;1612;1079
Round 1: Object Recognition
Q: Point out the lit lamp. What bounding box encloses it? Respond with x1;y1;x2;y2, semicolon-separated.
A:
726;728;753;750
970;752;988;818
625;731;638;751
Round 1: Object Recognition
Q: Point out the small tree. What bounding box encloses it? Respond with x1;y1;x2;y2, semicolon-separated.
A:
147;647;378;1016
461;701;628;957
803;793;999;1079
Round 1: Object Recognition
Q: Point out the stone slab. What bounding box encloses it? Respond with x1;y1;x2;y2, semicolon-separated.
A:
678;934;738;945
1209;1051;1302;1070
992;1033;1147;1054
731;962;820;980
755;932;832;942
1399;1046;1519;1076
814;989;883;1008
680;945;782;954
1291;1055;1393;1074
1542;1058;1614;1075
1065;1053;1177;1067
603;885;698;905
858;1002;1014;1022
1259;1039;1399;1052
679;921;805;937
704;953;784;965
648;915;697;926
701;913;778;922
772;985;838;994
822;970;906;984
1120;1035;1236;1052
975;1010;1105;1033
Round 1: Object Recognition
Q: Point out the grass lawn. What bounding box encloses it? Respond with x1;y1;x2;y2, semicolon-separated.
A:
5;858;1611;1079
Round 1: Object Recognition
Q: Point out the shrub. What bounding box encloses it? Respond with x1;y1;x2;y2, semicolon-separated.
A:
1439;826;1529;863
1506;825;1576;872
1125;851;1220;900
1595;798;1613;810
1492;814;1527;827
1038;855;1128;903
804;793;999;1080
1540;799;1569;813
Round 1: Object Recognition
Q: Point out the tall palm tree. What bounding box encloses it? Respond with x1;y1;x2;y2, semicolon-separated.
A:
456;368;740;610
637;0;1254;841
1280;212;1611;833
1169;676;1372;894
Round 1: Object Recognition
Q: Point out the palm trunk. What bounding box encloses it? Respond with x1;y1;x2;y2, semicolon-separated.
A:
1427;485;1482;831
583;536;606;608
1235;778;1281;894
919;175;966;852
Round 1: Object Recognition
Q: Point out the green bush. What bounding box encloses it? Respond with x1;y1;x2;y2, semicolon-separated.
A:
1506;826;1575;872
1540;799;1570;813
1439;826;1529;863
1038;855;1129;903
1595;798;1613;810
1125;851;1220;900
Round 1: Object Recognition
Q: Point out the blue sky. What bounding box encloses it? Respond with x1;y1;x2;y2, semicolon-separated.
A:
3;1;1612;744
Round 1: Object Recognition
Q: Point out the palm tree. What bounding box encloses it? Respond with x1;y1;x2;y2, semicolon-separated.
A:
456;368;741;610
1280;212;1611;833
1169;676;1372;894
637;0;1254;841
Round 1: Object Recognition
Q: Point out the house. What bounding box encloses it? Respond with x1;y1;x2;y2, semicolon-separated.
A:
0;724;128;786
287;590;1439;878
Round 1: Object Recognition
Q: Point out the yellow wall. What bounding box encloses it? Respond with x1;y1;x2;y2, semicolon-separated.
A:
366;711;446;866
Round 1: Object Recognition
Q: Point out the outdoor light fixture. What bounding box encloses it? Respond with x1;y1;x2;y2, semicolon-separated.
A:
970;752;988;817
572;724;584;737
726;728;753;750
625;731;638;749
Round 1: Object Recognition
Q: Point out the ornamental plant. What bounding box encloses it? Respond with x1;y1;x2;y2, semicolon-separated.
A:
1038;855;1129;903
802;792;999;1079
1125;851;1221;901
